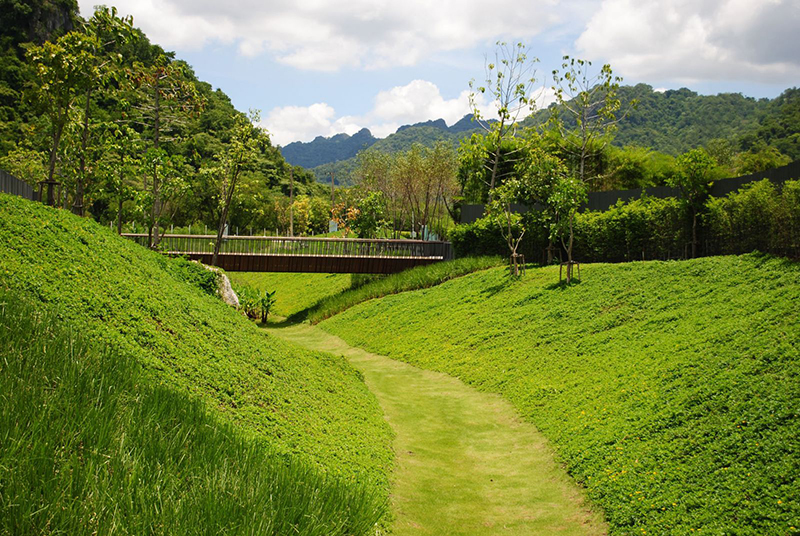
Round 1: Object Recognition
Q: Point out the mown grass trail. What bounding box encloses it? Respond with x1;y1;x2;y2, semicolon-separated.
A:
266;320;607;535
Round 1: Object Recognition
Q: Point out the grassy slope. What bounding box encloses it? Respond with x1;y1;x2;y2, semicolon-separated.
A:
0;194;392;486
297;257;502;324
228;257;501;323
320;256;800;535
228;272;351;317
0;294;386;535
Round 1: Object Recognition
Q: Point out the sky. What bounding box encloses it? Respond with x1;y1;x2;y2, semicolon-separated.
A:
77;0;800;147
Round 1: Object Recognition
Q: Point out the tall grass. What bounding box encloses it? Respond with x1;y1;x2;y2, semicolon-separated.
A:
0;292;387;535
293;256;502;323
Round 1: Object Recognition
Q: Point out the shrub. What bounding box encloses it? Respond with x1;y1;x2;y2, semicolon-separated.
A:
704;179;799;258
449;213;549;262
235;284;276;322
574;196;687;262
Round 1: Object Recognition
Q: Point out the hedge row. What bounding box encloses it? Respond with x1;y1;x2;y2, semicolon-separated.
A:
451;179;800;262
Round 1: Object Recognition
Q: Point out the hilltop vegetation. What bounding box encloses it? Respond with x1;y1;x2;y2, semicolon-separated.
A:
319;256;800;535
0;194;393;531
291;85;798;187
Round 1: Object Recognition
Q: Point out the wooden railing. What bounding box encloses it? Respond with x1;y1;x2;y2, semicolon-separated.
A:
122;234;454;261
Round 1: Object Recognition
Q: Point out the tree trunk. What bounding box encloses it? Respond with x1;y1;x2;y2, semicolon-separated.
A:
289;168;294;237
73;87;93;216
45;121;65;206
117;196;123;234
150;79;161;248
213;166;241;267
487;119;505;203
566;212;575;283
691;208;697;258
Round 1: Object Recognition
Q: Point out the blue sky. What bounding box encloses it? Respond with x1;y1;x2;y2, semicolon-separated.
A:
78;0;799;146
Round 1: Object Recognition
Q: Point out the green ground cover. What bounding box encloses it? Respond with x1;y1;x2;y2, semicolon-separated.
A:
286;256;502;323
319;256;800;535
266;320;607;535
0;294;386;535
228;272;351;317
0;194;393;532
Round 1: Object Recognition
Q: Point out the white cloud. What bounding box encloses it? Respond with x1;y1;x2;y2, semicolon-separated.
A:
79;0;561;71
575;0;800;84
261;78;542;145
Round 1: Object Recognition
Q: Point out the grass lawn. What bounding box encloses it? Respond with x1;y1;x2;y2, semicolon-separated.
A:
320;255;800;535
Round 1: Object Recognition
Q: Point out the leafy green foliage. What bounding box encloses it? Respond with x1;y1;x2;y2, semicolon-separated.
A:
352;190;389;238
573;196;688;262
320;255;800;535
236;284;277;323
741;88;800;161
0;5;328;234
0;194;393;491
0;293;387;535
705;179;800;257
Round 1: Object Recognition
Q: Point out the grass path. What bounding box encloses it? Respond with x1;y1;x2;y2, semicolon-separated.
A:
265;320;607;535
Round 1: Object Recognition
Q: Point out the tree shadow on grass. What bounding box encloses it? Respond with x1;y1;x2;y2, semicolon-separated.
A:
544;279;583;291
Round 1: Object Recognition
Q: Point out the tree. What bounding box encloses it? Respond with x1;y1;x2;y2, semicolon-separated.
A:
355;149;401;235
24;31;96;205
96;124;142;234
469;41;540;201
130;54;205;247
486;181;527;277
352;191;389;238
549;56;632;190
668;148;717;257
208;110;264;267
308;196;330;235
734;144;791;175
70;6;135;216
548;175;586;283
515;146;584;281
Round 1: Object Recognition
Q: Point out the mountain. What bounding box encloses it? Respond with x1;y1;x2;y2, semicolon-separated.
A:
396;118;448;132
281;127;378;169
281;114;486;175
281;115;486;184
599;84;770;155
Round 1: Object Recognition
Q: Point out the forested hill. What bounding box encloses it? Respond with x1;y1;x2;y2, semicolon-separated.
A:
0;0;323;229
281;128;378;169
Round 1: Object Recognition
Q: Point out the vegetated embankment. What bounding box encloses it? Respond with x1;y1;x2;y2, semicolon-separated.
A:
0;193;393;534
320;256;800;535
283;256;502;323
228;271;352;317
